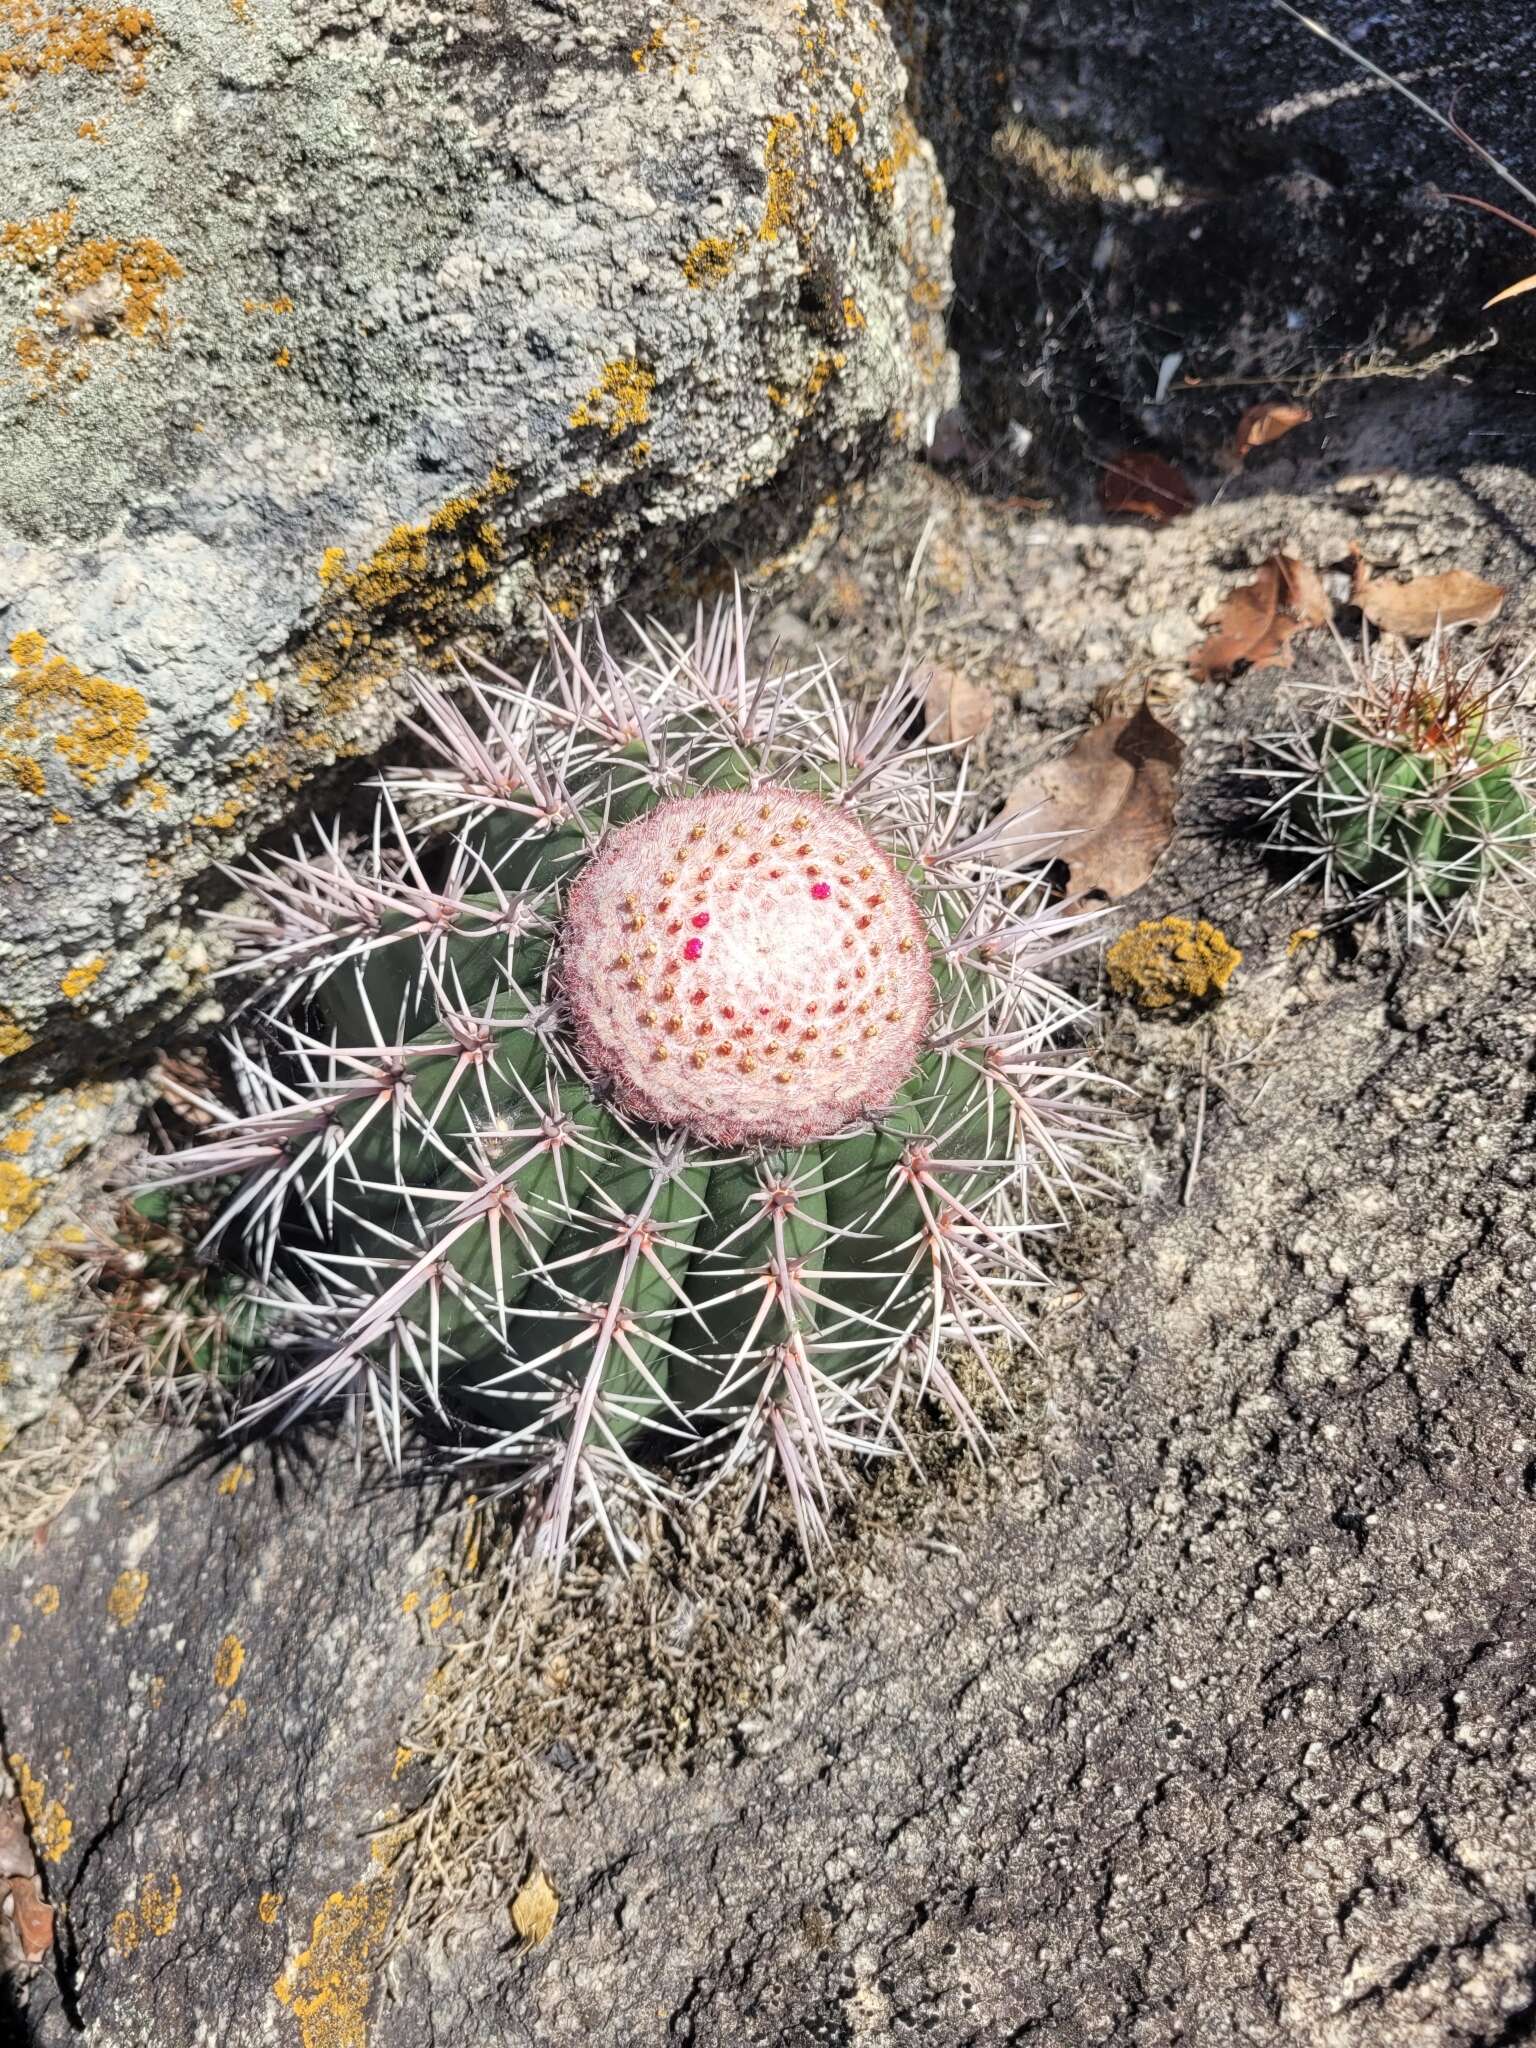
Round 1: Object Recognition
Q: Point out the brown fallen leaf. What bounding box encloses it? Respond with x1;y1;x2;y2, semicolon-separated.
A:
2;1876;55;1965
1100;451;1197;524
1234;402;1311;459
1486;271;1536;309
1349;545;1506;637
1189;555;1333;680
1001;700;1184;901
0;1795;52;1969
510;1868;559;1947
923;665;994;748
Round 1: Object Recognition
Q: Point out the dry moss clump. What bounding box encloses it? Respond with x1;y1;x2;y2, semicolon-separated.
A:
1106;916;1242;1010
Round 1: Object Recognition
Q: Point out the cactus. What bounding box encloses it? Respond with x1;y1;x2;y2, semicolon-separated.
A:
1250;634;1536;939
149;601;1105;1560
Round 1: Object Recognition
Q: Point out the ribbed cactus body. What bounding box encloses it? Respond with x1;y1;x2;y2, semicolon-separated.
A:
154;606;1100;1556
1296;725;1531;904
1253;640;1536;939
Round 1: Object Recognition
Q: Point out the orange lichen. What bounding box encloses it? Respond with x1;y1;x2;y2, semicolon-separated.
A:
213;1633;245;1689
47;231;181;338
568;357;653;438
106;1567;149;1625
0;202;76;270
1106;917;1242;1010
0;4;157;100
3;632;149;791
59;955;104;1001
243;294;293;314
273;344;290;368
9;1754;72;1862
272;1880;394;2048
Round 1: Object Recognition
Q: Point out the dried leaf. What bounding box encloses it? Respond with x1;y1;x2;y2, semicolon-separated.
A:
1002;701;1184;901
923;665;994;747
1189;555;1332;679
1;1876;54;1965
0;1799;32;1882
1486;271;1536;309
1234;402;1311;459
1349;546;1506;637
1100;451;1197;524
510;1868;559;1947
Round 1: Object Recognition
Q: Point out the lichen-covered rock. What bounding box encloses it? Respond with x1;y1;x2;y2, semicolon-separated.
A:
0;0;956;1077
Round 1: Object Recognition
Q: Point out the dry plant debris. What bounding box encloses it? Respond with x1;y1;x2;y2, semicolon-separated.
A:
1348;545;1506;637
1233;402;1311;459
1099;451;1197;523
509;1869;559;1948
923;664;993;747
1190;554;1332;679
1004;702;1184;901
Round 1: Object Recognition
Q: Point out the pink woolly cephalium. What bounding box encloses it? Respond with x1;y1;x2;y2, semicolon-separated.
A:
149;599;1106;1562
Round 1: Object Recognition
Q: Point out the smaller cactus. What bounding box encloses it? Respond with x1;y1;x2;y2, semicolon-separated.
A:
1249;634;1536;939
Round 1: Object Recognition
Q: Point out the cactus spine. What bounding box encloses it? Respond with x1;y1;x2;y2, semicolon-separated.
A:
151;602;1104;1560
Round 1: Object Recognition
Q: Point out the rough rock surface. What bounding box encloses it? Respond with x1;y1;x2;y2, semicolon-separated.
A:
895;0;1536;469
4;391;1536;2042
0;0;954;1075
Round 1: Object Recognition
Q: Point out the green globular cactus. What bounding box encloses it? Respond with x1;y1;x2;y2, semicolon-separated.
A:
150;601;1105;1560
1251;636;1536;939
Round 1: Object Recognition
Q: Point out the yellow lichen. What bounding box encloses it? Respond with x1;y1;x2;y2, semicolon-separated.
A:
106;1567;149;1626
138;1871;181;1937
679;234;742;289
1106;917;1243;1010
9;1754;72;1862
399;1589;420;1616
260;1891;284;1924
272;1880;394;2048
59;955;104;1001
759;113;802;241
825;111;857;156
213;1633;245;1690
32;1583;59;1613
0;1160;42;1232
1287;926;1321;957
4;632;150;790
567;357;653;438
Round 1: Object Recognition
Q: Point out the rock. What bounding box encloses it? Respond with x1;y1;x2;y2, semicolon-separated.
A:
0;0;956;1078
6;424;1536;2045
896;0;1536;460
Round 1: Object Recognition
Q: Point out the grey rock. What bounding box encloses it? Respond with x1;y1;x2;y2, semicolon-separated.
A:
0;0;955;1076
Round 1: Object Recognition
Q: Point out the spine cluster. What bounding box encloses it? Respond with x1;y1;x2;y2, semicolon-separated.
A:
1251;634;1536;939
145;601;1106;1561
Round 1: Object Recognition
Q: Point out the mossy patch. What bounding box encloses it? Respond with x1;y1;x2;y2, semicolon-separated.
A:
1106;916;1242;1010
